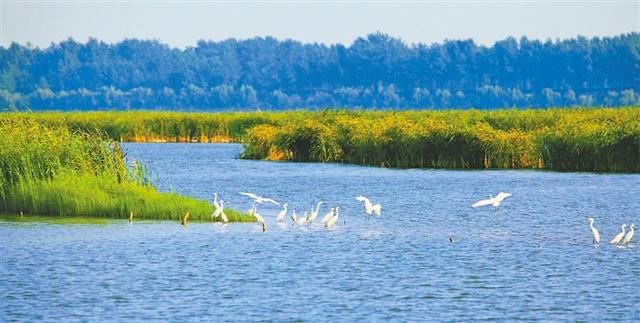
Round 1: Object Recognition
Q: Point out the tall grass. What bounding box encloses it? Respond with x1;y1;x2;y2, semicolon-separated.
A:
0;117;254;221
2;108;639;172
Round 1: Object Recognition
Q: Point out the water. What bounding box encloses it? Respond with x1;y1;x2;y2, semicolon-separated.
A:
2;143;639;321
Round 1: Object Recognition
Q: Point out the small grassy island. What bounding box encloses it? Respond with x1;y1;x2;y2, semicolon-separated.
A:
5;107;639;173
0;116;255;221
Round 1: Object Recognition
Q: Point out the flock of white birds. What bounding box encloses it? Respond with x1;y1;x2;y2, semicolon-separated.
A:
210;190;635;246
588;218;636;247
209;192;381;231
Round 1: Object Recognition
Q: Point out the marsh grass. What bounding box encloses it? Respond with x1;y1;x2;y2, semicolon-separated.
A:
3;108;639;172
0;117;254;221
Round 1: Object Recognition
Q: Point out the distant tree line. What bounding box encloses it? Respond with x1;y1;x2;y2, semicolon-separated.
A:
1;32;638;110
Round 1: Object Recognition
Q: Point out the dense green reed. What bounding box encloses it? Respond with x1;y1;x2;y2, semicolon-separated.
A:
2;108;639;172
0;117;254;221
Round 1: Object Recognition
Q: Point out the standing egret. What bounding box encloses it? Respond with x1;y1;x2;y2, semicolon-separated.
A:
472;192;512;212
239;192;280;205
355;196;381;217
588;218;600;245
326;207;340;229
129;211;134;223
610;224;627;244
276;203;288;222
622;224;635;246
321;208;335;224
307;202;323;224
220;210;229;223
291;208;297;223
213;192;220;209
212;200;225;221
252;205;265;225
296;212;308;226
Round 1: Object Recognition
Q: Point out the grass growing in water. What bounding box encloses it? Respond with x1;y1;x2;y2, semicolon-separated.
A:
3;108;639;172
0;117;254;221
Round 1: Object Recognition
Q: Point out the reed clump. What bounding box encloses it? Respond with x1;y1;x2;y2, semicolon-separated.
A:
2;108;639;172
0;117;254;221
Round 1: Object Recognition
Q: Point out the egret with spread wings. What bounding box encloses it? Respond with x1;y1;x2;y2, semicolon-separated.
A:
472;192;512;211
239;192;280;205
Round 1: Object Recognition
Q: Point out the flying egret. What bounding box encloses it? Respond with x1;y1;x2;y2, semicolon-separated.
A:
610;224;627;244
252;205;265;225
296;212;308;226
212;200;225;221
472;192;512;211
588;218;600;245
239;192;280;205
321;208;335;224
622;224;635;246
326;207;340;229
276;203;288;222
307;202;323;224
355;195;381;217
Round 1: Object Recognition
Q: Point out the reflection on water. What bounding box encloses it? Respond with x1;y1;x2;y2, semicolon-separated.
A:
1;143;639;321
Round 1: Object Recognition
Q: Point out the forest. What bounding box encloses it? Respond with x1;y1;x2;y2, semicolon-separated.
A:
1;33;638;110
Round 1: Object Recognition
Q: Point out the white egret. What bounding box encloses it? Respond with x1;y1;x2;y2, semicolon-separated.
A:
355;196;381;217
622;224;635;246
129;211;133;223
276;203;288;222
307;202;323;224
610;224;627;244
472;192;512;211
220;210;229;223
326;207;340;229
213;192;220;209
239;192;280;205
296;212;308;226
320;208;335;224
588;218;600;245
291;208;297;223
252;205;265;225
212;200;225;220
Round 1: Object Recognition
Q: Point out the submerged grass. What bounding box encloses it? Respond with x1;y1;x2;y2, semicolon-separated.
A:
2;107;639;172
0;117;254;221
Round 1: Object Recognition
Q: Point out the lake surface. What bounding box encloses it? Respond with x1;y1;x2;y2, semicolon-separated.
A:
2;143;639;321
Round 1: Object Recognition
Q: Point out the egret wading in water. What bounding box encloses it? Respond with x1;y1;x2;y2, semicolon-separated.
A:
326;207;340;229
472;192;512;213
291;208;297;224
307;202;323;224
129;211;133;223
296;212;309;226
355;196;381;219
212;200;225;221
611;224;627;244
277;203;288;222
239;192;280;205
252;204;265;225
622;224;635;246
587;218;600;245
321;208;335;224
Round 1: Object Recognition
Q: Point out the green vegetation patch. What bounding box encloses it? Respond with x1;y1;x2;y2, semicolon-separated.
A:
0;116;254;221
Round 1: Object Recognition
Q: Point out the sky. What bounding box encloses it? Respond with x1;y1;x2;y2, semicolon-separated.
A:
1;0;639;48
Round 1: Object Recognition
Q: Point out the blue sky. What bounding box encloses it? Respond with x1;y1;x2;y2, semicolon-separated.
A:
1;1;638;48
